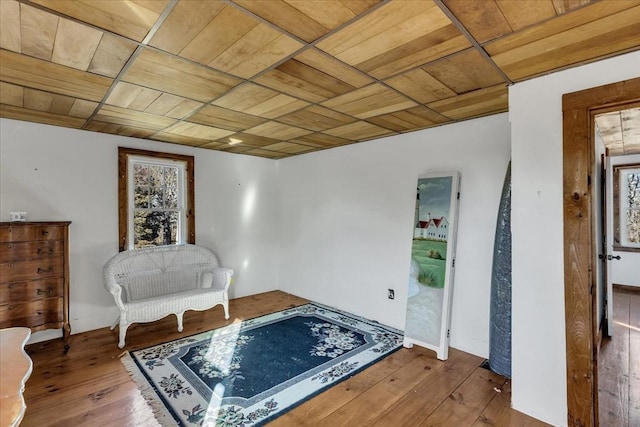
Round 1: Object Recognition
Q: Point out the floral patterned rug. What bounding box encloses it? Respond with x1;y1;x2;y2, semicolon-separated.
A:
121;302;403;426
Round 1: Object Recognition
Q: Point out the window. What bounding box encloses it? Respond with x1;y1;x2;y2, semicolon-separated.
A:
613;163;640;252
118;147;195;251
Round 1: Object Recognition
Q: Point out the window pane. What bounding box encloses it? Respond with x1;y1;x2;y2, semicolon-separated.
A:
134;186;149;208
165;166;178;186
626;172;640;209
167;211;179;245
133;211;179;248
149;165;164;187
150;188;164;208
165;167;178;208
133;164;148;186
627;209;640;243
165;184;178;208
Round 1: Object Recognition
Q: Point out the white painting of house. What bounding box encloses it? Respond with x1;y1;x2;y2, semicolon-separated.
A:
414;213;449;241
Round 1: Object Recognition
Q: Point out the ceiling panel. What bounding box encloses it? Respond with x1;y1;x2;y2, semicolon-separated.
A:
187;105;267;132
0;0;21;52
121;48;242;102
323;121;395;141
420;49;506;94
150;1;303;79
485;2;640;81
216;132;281;148
92;105;176;131
367;106;451;132
86;120;158;139
1;82;98;119
151;131;218;148
427;84;509;120
161;121;235;141
2;1;138;79
316;0;470;79
0;0;638;159
255;49;374;103
384;69;456;104
0;48;112;101
260;141;317;155
277;105;357;132
0;104;87;129
290;133;352;148
321;84;417;119
244;121;313;140
87;34;138;78
233;0;382;43
30;0;169;42
212;83;310;119
104;83;203;120
19;3;58;61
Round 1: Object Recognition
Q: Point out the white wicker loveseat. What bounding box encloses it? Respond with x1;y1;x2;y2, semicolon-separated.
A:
103;244;233;348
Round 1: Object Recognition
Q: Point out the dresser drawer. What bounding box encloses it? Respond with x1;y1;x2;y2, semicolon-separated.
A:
1;278;64;303
0;225;64;243
0;297;63;329
0;258;64;283
0;240;63;262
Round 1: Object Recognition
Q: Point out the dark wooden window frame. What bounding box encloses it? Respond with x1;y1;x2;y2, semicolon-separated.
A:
118;147;195;252
562;77;640;426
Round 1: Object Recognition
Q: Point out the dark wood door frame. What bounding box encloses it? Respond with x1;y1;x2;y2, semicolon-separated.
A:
562;77;640;426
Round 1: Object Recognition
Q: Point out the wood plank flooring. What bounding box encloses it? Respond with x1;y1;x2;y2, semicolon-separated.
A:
20;291;548;426
599;285;640;427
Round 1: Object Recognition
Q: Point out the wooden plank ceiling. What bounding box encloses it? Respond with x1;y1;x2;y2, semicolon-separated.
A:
1;0;639;159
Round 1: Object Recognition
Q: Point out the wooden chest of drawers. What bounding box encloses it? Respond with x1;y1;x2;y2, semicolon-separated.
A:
0;222;71;351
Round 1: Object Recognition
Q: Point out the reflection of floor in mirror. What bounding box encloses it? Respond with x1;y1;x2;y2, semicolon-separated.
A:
405;284;444;346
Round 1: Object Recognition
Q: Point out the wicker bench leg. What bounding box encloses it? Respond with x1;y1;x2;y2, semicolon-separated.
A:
176;312;184;332
118;322;130;349
223;301;229;320
110;315;120;331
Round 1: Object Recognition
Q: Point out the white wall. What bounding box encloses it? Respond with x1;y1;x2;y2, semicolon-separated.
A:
609;154;640;287
277;114;511;358
0;118;279;343
510;50;640;426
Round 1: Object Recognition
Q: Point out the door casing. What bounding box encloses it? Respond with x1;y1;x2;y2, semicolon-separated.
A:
562;77;640;426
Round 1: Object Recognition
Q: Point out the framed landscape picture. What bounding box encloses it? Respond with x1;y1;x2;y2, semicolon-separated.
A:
404;172;460;360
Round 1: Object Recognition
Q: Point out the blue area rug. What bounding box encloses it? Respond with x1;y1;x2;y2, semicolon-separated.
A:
122;302;403;426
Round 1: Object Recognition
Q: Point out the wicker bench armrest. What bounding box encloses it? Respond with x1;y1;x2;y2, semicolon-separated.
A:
212;268;234;291
106;283;127;311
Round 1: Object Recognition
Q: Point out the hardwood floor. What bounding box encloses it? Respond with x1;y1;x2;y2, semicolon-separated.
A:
599;285;640;427
21;291;548;427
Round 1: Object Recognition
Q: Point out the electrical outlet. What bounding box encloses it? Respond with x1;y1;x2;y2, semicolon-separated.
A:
388;289;395;299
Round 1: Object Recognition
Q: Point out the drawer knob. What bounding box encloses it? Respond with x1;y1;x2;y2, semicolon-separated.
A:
42;230;49;236
37;267;53;274
37;287;54;296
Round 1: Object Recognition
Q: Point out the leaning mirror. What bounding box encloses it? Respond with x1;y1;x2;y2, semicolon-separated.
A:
613;163;640;252
403;172;460;360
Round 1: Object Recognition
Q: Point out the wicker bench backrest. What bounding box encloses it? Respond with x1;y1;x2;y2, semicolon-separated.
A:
104;244;220;302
